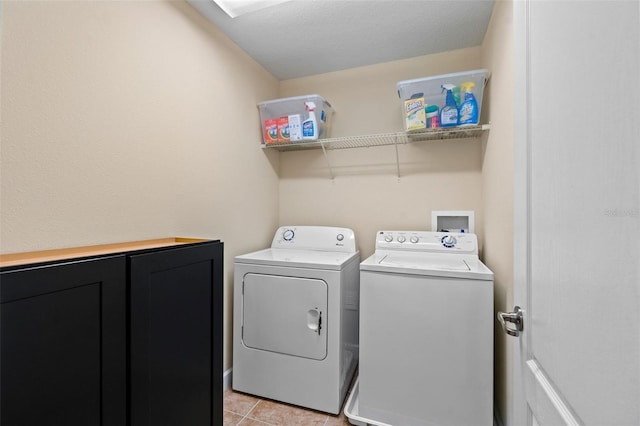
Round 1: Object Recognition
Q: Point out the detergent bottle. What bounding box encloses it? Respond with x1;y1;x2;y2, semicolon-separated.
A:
439;84;459;127
458;81;479;125
302;101;318;140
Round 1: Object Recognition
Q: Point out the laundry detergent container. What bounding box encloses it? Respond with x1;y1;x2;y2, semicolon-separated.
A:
396;69;490;131
258;94;333;145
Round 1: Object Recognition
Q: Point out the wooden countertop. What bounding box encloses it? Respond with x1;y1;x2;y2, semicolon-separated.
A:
0;238;210;268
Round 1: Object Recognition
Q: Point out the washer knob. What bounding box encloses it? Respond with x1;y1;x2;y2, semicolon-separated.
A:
410;236;419;243
384;235;393;243
397;236;406;243
283;229;295;241
441;235;457;248
337;234;344;241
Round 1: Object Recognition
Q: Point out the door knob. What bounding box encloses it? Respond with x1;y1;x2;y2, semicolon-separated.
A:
497;306;523;337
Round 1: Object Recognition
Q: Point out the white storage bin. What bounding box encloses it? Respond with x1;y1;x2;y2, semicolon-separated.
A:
257;94;333;144
396;69;490;131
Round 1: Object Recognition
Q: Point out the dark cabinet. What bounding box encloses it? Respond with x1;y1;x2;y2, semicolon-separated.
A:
0;238;223;426
129;242;223;426
0;256;127;426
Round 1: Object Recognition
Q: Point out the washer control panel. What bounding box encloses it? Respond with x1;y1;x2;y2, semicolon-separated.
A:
376;231;477;254
272;226;357;253
441;235;457;248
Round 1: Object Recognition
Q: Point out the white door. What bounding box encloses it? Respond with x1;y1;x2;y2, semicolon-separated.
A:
242;273;328;360
510;1;640;425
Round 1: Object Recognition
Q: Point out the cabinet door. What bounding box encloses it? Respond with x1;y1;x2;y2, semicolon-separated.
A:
129;241;223;426
0;256;126;426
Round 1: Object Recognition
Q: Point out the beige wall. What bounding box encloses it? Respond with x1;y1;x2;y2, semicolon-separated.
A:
278;47;486;259
0;0;280;372
481;0;514;423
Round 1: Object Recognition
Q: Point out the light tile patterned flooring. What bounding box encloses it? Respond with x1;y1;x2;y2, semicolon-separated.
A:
223;389;352;426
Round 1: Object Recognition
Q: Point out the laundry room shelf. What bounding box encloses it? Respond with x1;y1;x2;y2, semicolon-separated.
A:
260;124;490;152
261;124;490;179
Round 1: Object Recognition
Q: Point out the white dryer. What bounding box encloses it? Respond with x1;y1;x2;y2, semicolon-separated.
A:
345;231;493;426
233;226;360;414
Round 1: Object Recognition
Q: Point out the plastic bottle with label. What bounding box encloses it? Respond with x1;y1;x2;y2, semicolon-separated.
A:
458;81;479;125
302;102;318;140
439;84;459;127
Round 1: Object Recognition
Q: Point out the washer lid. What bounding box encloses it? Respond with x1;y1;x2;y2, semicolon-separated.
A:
235;248;359;270
360;252;493;280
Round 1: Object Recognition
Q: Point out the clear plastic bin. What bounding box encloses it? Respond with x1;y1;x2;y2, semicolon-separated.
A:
396;69;490;131
257;94;333;144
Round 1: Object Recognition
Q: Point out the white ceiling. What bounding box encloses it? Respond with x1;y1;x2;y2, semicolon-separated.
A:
187;0;495;80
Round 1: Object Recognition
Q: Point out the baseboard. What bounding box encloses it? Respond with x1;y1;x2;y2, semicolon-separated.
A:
223;368;233;392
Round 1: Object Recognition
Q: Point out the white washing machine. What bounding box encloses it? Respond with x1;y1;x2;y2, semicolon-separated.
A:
233;226;360;414
345;230;493;426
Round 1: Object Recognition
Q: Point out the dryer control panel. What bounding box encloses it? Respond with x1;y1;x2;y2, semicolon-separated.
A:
376;231;478;254
271;226;357;253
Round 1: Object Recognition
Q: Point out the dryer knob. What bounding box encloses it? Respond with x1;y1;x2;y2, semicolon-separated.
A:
336;234;344;241
410;236;419;244
397;236;406;243
283;229;295;241
384;235;393;243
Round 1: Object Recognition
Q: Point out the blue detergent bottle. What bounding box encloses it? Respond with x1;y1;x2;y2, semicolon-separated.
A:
439;84;459;127
458;81;479;125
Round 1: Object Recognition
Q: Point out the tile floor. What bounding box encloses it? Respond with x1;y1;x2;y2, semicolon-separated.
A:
223;389;352;426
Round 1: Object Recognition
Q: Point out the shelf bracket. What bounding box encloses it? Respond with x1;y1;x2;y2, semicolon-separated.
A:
319;141;335;180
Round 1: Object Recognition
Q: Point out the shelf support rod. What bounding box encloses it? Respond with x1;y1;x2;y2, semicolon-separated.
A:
319;141;335;180
395;134;401;180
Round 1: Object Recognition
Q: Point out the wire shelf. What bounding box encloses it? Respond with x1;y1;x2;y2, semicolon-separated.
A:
261;124;490;152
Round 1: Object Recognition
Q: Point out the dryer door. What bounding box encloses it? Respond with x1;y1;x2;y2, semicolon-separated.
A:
242;273;327;360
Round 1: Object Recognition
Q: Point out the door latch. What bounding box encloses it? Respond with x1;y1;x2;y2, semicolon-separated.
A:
497;306;523;337
307;308;322;335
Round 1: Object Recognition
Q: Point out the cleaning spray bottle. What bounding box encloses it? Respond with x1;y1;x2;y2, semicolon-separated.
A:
439;84;459;127
302;101;318;140
458;81;479;125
